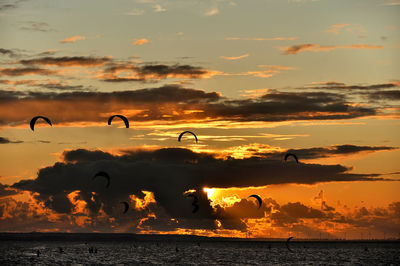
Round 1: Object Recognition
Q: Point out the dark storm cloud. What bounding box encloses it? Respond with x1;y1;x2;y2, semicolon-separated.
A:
331;145;396;154
20;56;112;67
0;137;12;143
106;85;220;103
0;0;26;11
19;21;53;32
330;202;400;234
280;202;325;219
5;149;400;233
256;144;397;160
0;196;135;233
101;63;213;82
0;183;18;198
63;149;116;163
310;82;399;91
0;48;17;57
0;90;26;102
0;3;15;10
0;136;22;144
300;81;400;108
0;84;219;102
0;67;56;76
0;84;222;125
206;91;376;121
138;64;209;78
244;196;337;229
0;85;380;126
102;77;143;82
12;148;391;228
0;79;91;91
368;90;400;101
37;82;88;91
17;56;211;80
218;198;267;219
37;140;51;143
281;44;383;55
37;50;58;56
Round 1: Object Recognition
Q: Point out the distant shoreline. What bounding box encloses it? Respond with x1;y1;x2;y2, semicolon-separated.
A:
0;233;399;243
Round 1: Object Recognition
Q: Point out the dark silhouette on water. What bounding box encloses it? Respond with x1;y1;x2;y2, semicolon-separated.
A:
108;115;129;128
286;236;294;252
121;201;129;214
89;246;98;253
178;131;198;143
284;153;298;163
93;171;111;188
58;247;63;253
248;194;262;209
30;116;52;131
36;250;40;257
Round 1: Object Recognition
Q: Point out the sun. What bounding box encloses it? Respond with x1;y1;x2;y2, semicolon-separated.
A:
203;187;216;199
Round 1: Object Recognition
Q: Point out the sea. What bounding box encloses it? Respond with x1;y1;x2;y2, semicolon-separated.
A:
0;234;399;265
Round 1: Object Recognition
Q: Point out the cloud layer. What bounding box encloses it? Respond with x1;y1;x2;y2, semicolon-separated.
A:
2;147;397;234
281;44;384;55
0;85;383;127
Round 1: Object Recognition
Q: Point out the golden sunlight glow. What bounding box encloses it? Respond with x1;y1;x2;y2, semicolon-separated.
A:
183;189;196;195
203;187;215;199
67;190;87;214
129;190;156;210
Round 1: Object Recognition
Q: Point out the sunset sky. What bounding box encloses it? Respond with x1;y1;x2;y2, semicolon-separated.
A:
0;0;399;239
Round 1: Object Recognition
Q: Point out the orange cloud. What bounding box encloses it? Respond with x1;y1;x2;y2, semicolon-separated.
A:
59;35;86;43
226;37;297;41
382;0;400;6
204;6;219;16
133;38;149;46
220;54;249;60
0;67;57;76
281;44;384;54
220;64;295;78
129;191;156;210
240;88;270;98
325;23;350;35
257;65;296;70
310;81;345;86
0;79;38;85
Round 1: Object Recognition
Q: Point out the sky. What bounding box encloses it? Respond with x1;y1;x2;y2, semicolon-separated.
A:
0;0;399;239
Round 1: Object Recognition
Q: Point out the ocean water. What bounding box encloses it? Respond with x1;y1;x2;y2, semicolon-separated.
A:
0;240;399;265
